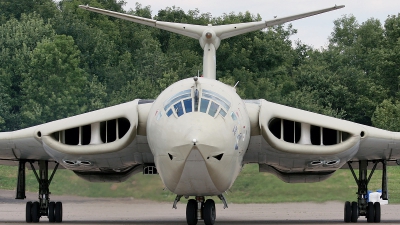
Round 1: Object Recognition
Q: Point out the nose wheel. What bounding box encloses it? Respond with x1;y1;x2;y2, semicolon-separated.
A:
186;199;198;225
184;196;219;225
203;199;216;225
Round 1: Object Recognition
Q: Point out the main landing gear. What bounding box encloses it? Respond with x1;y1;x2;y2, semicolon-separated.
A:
16;160;63;223
344;160;388;223
173;194;228;225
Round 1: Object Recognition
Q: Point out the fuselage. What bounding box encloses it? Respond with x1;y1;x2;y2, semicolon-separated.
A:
146;77;251;196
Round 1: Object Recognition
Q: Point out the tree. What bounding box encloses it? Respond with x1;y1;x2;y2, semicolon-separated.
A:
0;0;58;25
0;70;12;131
20;35;89;126
0;13;56;130
372;99;400;131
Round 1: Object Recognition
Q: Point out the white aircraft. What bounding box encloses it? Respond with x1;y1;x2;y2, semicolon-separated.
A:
0;4;396;225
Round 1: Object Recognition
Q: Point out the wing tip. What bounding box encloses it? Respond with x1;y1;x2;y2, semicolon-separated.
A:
334;5;345;9
78;4;90;9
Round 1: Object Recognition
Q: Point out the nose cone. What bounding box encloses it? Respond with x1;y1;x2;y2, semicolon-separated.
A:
171;147;220;195
149;112;239;195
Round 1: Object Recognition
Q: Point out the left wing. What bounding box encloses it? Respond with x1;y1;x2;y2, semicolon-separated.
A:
0;100;154;181
244;99;400;183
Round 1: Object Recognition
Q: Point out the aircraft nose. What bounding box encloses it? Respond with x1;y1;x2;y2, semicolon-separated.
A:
152;113;238;195
181;125;229;160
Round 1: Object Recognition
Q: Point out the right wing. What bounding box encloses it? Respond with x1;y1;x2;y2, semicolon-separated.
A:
244;99;400;183
0;99;154;180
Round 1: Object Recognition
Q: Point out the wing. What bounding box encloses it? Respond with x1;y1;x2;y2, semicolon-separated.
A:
0;99;153;181
244;99;400;183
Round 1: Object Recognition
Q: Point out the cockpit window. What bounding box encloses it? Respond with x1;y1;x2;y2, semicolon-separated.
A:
202;89;231;111
183;99;192;113
174;102;184;117
219;109;227;117
231;112;237;121
164;89;191;111
208;101;219;117
200;98;210;113
166;108;173;117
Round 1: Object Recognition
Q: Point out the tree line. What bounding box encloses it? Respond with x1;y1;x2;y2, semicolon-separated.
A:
1;0;400;132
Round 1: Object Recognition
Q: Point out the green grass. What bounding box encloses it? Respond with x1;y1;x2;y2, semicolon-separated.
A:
1;164;400;203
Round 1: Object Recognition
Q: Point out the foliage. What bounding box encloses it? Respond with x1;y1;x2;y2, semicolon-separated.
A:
372;99;400;131
0;0;398;130
20;35;90;127
0;13;56;130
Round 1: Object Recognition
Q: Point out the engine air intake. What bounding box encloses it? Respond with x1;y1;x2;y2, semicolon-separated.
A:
268;118;351;146
51;117;131;145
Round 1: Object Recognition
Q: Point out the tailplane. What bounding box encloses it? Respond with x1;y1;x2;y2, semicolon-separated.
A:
79;5;344;79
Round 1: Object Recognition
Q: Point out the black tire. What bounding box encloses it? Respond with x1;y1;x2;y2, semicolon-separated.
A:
203;199;216;225
31;201;40;223
367;202;375;223
55;202;63;223
374;202;381;223
351;201;358;222
48;201;55;222
344;201;351;222
26;201;32;223
186;199;197;225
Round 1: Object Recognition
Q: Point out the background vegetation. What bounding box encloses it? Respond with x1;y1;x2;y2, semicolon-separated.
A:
1;0;400;203
1;0;400;130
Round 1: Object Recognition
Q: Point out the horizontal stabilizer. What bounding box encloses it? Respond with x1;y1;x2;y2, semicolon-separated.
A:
78;5;204;39
215;5;345;40
79;5;344;41
79;4;344;79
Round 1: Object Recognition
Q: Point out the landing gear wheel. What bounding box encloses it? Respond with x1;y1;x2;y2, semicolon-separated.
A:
48;201;55;222
31;201;40;223
186;199;197;225
203;199;216;225
374;202;381;223
351;201;358;222
367;202;375;223
344;201;351;222
55;202;63;223
26;201;32;223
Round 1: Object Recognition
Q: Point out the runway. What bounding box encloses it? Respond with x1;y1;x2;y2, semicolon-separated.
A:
0;190;399;224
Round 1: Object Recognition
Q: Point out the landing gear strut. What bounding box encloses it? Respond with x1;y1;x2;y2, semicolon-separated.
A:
344;160;387;223
18;160;62;223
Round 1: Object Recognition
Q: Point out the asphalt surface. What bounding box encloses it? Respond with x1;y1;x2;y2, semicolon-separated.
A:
0;190;400;224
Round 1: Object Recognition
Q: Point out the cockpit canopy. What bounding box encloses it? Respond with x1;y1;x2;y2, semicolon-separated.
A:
163;89;231;118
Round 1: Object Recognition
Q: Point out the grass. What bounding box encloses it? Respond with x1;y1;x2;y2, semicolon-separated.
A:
1;164;399;203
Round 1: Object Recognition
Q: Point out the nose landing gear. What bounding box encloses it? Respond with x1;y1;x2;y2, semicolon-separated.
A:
174;194;226;225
